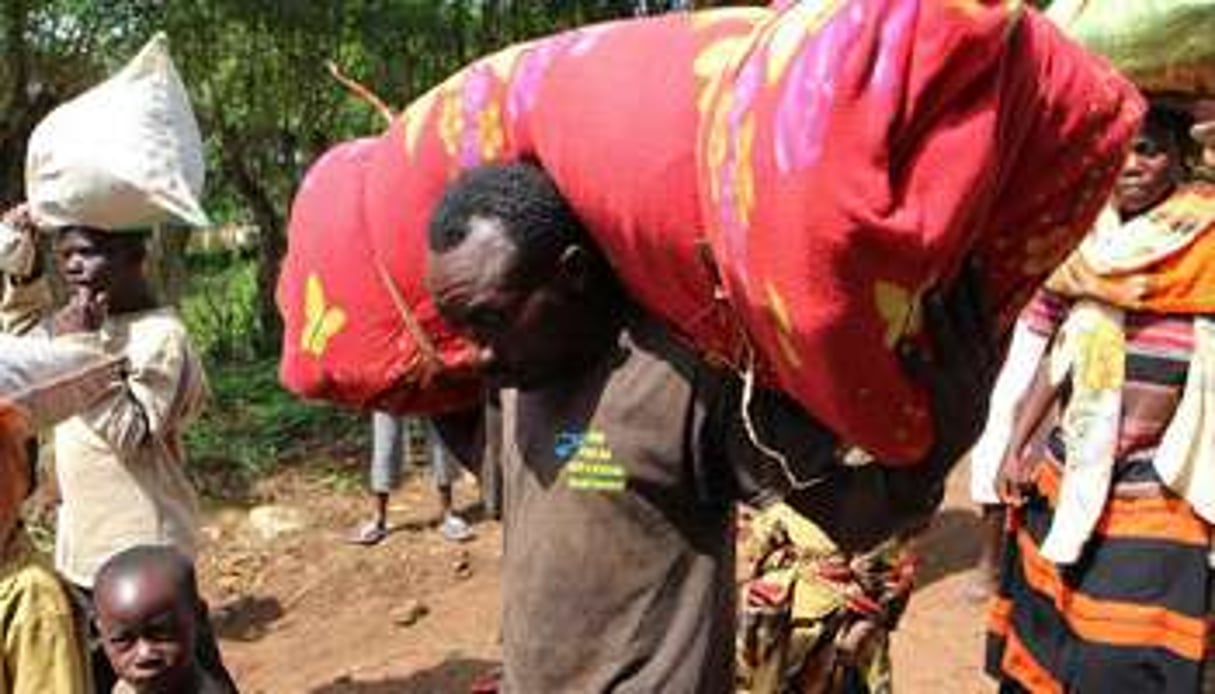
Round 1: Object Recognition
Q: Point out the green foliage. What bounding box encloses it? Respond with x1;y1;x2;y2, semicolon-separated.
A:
180;251;366;497
185;355;367;499
181;252;261;362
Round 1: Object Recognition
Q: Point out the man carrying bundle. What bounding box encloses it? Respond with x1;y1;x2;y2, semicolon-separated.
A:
425;162;997;692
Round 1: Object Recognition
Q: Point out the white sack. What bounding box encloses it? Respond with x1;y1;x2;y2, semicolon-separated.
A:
25;32;209;231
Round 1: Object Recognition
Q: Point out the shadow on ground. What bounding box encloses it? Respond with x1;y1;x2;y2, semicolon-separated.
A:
913;507;983;591
212;594;286;642
309;657;499;693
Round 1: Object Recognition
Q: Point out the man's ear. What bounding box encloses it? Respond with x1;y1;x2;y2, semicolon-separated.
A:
554;244;594;294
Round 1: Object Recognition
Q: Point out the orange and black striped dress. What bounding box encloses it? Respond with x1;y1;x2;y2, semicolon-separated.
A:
986;289;1212;693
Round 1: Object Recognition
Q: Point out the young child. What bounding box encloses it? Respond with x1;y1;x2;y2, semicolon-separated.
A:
94;546;237;694
0;401;90;693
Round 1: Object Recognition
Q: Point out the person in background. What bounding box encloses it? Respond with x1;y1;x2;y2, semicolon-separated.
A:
94;545;237;694
0;399;90;694
0;205;233;693
347;412;472;546
987;104;1215;692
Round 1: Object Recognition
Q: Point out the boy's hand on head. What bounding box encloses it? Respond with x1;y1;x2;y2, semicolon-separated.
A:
1;202;44;280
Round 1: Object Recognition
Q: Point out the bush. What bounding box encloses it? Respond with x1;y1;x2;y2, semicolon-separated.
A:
181;251;261;363
185;356;368;499
180;251;368;499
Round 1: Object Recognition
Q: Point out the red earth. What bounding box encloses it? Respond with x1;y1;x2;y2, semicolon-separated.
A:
199;460;996;693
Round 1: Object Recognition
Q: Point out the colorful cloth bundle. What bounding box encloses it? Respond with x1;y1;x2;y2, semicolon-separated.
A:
280;1;1143;463
278;9;765;413
697;0;1142;461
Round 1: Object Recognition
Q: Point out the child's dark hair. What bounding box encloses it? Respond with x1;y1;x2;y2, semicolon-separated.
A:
96;545;201;606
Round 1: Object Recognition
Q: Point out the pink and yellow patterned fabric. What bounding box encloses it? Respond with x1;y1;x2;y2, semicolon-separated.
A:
697;0;1144;461
280;2;1143;465
278;9;765;413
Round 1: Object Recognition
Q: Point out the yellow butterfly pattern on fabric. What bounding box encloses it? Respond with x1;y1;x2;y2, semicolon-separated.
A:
874;280;920;349
301;273;347;358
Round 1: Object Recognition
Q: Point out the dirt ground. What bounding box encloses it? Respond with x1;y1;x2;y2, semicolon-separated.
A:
198;460;996;694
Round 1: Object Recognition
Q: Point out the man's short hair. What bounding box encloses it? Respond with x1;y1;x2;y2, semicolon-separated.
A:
428;162;585;264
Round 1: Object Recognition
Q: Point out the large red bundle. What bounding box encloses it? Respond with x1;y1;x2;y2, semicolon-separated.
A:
698;0;1143;462
280;2;1142;465
278;9;765;412
277;138;484;413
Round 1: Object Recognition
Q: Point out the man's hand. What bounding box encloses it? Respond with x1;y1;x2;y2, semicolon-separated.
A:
53;288;108;335
996;445;1036;506
891;261;1000;517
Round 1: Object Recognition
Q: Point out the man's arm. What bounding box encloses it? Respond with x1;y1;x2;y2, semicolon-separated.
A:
780;266;999;551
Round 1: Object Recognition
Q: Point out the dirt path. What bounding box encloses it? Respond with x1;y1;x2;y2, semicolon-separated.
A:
200;465;995;693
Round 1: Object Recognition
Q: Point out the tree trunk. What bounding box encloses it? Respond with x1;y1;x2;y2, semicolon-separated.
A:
219;134;285;353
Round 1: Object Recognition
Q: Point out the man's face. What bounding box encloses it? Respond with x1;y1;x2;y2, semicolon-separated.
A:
95;571;195;694
54;227;140;300
1113;124;1181;218
426;217;594;390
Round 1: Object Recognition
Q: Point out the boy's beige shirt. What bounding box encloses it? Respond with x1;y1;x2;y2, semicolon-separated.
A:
51;307;208;587
0;277;208;587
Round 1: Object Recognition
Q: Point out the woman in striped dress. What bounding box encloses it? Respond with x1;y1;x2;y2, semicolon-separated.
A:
985;104;1215;692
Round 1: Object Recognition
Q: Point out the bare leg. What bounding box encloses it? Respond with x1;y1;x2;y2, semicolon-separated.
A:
373;491;390;531
437;484;454;516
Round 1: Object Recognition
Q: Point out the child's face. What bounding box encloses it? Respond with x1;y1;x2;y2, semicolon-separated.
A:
95;570;196;694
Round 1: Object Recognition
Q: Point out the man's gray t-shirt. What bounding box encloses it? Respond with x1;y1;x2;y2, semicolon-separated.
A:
492;319;786;693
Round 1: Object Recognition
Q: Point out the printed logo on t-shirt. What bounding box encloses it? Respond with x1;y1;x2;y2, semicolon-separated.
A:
555;429;627;492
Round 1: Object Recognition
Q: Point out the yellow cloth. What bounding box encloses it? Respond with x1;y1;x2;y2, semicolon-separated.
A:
1042;184;1215;564
1041;301;1125;564
737;503;899;694
0;529;89;694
